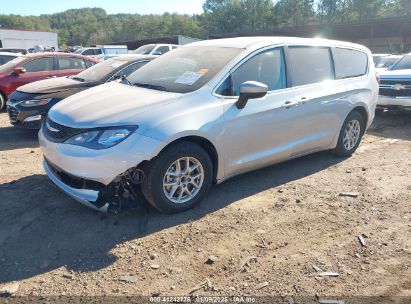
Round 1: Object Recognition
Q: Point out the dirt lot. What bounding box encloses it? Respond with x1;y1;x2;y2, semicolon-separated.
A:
0;111;410;302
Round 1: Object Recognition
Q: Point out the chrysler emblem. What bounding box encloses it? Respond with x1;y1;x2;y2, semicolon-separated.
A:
46;121;59;132
392;84;405;91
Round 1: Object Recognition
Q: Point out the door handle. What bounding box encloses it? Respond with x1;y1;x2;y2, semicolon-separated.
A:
283;100;299;109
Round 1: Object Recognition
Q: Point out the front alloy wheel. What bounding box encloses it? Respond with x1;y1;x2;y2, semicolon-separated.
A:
163;157;204;204
142;142;213;213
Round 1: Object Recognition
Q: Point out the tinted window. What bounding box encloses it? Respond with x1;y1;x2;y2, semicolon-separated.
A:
23;57;54;72
334;48;368;78
217;48;286;96
0;55;15;65
114;61;149;79
83;49;95;55
155;46;170;55
59;57;87;70
94;49;102;55
287;46;333;86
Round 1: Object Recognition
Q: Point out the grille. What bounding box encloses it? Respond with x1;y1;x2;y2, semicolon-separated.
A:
42;117;86;143
379;79;411;97
379;79;411;86
7;106;19;123
379;88;411;97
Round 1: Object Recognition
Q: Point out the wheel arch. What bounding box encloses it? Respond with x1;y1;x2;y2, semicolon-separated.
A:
154;135;220;182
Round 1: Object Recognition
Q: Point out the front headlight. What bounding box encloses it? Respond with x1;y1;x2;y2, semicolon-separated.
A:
65;126;138;149
20;98;52;107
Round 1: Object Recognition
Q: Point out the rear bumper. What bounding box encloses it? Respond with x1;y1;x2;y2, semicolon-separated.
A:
378;95;411;108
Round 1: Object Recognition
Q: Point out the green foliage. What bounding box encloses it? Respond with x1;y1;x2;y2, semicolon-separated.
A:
0;0;409;47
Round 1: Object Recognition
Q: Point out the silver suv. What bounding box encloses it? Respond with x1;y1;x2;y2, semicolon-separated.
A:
39;37;378;214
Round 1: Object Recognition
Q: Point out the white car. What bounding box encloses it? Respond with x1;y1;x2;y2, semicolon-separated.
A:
378;53;411;111
40;37;378;214
132;44;179;56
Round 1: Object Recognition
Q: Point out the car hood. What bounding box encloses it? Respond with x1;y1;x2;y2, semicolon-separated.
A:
379;69;411;79
49;82;183;128
18;76;92;94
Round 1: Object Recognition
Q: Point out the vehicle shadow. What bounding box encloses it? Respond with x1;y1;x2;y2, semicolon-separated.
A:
0;126;39;151
0;151;344;283
367;111;411;141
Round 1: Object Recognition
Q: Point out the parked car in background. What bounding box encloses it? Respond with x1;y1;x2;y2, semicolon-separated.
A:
0;53;98;110
132;44;178;56
374;54;403;73
7;54;157;128
378;52;411;112
40;37;378;214
74;45;128;60
0;48;27;55
0;52;20;65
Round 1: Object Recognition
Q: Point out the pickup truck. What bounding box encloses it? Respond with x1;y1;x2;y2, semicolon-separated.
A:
378;52;411;112
74;45;128;60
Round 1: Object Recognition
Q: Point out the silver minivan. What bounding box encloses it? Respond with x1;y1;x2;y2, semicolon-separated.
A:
39;37;379;213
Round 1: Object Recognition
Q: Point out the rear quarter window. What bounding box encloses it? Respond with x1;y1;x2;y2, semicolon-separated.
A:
287;46;334;87
334;48;368;79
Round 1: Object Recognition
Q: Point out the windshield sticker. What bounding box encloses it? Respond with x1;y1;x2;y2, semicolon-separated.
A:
175;71;203;85
110;61;127;68
197;68;209;75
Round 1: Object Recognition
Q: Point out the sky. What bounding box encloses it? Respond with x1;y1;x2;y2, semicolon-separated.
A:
0;0;205;16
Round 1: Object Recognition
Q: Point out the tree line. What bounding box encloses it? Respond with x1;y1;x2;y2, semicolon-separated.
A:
0;0;409;48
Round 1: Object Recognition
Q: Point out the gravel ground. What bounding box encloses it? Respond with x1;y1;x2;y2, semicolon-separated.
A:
0;111;410;302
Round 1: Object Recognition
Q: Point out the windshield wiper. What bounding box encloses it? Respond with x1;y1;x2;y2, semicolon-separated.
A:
133;82;169;92
71;76;86;82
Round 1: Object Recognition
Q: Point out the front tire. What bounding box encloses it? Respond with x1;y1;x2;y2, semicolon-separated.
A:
142;142;213;213
332;110;365;157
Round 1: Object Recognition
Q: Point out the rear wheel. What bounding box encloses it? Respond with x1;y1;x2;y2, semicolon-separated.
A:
142;142;213;213
332;111;365;157
0;93;5;111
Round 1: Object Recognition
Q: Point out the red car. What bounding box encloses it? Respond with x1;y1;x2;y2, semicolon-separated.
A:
0;53;99;110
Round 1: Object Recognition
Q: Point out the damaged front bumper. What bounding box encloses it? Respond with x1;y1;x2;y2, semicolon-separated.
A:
44;159;110;211
44;158;145;214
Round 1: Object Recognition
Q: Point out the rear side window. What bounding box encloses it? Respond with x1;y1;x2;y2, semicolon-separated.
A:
58;57;87;70
287;46;333;87
217;48;286;96
83;49;95;56
155;46;170;55
334;48;368;78
23;57;54;72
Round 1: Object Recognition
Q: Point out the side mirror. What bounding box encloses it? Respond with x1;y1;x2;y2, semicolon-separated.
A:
12;67;26;75
235;81;268;109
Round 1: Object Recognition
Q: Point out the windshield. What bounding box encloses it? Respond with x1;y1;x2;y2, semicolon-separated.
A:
376;57;401;68
0;56;26;72
127;46;242;93
133;45;155;55
74;58;129;82
73;49;84;54
390;55;411;70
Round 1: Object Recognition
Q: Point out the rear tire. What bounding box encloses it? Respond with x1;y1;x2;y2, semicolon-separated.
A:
142;142;213;213
332;110;365;157
0;93;5;111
